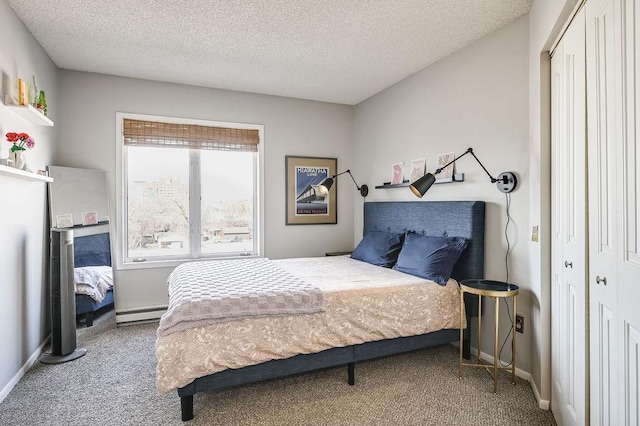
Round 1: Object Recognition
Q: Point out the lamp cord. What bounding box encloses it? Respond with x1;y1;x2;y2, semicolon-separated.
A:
504;192;512;283
498;192;514;367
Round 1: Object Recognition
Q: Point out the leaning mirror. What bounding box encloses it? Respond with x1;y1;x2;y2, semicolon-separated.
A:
47;165;114;328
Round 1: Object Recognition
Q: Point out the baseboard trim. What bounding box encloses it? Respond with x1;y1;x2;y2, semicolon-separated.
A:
0;335;50;404
472;347;550;410
473;348;531;381
115;306;167;324
529;376;551;410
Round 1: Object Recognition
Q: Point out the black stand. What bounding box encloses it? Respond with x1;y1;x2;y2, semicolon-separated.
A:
42;229;87;365
40;348;87;364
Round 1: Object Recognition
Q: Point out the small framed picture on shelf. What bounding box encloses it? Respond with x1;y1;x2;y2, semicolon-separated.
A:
409;158;426;183
436;152;455;179
391;162;404;185
82;211;98;226
55;214;73;229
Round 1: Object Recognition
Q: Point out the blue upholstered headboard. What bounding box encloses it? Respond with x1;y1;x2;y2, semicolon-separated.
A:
74;233;112;268
363;201;485;281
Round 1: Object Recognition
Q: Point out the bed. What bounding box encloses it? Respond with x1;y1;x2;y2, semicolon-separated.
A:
73;232;114;327
157;200;485;421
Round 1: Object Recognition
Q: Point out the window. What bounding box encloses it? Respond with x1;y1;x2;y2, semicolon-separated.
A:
119;115;262;265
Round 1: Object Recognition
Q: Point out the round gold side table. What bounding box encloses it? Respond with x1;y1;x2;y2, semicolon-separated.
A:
459;279;519;393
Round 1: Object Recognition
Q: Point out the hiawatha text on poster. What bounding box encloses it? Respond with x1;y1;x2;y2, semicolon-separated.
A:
295;166;329;216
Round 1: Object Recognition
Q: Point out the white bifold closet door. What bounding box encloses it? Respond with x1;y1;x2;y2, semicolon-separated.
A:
551;6;588;426
587;0;640;424
617;2;640;423
586;0;618;424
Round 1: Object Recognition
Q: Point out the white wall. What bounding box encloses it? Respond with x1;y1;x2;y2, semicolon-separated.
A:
0;0;58;401
353;17;531;371
56;71;355;316
528;0;581;407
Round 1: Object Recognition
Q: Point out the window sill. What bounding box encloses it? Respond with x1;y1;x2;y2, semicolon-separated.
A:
117;253;261;270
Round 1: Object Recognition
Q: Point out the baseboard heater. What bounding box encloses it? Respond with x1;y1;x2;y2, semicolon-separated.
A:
41;228;87;364
116;306;168;324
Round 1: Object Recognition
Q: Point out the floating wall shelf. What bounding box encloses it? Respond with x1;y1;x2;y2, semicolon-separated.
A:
5;103;53;127
0;164;53;182
375;173;465;189
375;181;411;189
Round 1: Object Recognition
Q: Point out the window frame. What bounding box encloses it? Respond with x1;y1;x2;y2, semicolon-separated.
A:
115;112;264;270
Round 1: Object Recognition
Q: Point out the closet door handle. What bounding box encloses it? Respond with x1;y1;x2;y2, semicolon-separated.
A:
564;261;573;268
596;276;607;286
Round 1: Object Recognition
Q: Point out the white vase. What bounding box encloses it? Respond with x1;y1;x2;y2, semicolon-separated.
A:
10;150;25;170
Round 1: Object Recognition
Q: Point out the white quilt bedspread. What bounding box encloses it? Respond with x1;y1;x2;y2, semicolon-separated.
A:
157;258;325;337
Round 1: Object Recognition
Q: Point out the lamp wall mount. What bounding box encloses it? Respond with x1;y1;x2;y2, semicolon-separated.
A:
496;171;517;193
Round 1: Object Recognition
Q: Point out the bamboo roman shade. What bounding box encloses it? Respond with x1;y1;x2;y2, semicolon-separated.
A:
123;119;259;152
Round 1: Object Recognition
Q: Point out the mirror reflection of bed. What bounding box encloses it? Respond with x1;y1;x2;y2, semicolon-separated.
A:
73;229;114;326
47;165;115;328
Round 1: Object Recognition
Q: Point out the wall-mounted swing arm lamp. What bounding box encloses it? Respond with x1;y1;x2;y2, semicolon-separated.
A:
318;169;369;197
409;147;517;198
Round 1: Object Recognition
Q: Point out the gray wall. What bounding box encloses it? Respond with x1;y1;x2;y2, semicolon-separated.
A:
0;0;579;407
0;0;58;400
56;71;355;315
353;17;531;373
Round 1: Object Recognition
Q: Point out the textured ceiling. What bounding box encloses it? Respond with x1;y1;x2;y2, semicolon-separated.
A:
8;0;532;105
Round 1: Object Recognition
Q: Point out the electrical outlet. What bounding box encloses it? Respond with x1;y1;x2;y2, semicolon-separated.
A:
515;314;525;334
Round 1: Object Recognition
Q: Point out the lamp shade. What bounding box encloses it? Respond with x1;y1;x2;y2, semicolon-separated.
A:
318;177;334;195
409;173;436;198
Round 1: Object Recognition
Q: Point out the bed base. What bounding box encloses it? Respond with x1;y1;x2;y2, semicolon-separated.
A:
178;310;474;421
76;289;114;327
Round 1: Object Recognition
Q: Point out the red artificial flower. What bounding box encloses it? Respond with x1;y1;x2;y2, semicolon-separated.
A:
5;132;35;152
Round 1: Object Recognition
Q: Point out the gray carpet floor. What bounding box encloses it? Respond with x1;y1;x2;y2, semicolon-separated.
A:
0;312;556;425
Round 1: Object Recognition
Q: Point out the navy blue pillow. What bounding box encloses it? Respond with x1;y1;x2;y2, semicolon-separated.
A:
392;233;469;284
350;231;404;268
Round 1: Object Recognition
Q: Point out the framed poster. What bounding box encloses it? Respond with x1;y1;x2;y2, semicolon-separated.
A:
285;155;337;225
